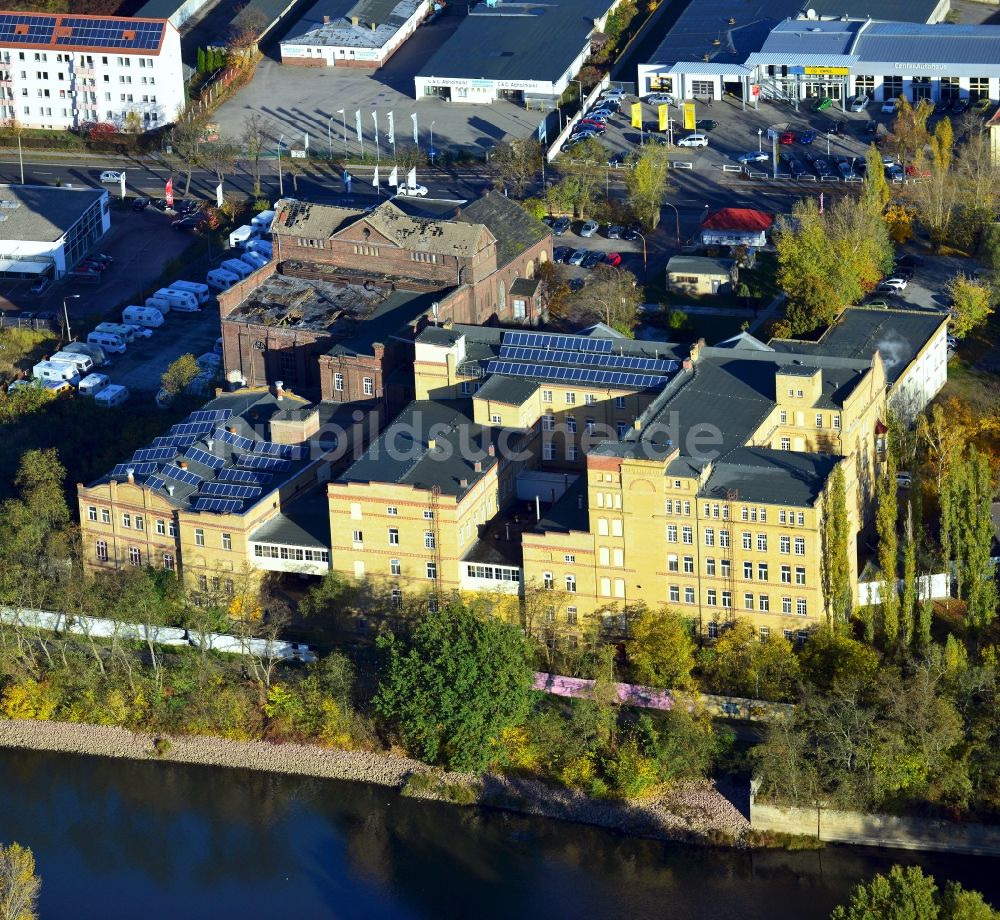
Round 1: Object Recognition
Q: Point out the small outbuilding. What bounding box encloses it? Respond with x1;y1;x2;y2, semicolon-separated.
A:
699;208;774;248
666;255;736;297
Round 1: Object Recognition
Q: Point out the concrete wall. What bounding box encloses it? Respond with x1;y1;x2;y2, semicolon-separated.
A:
750;785;1000;855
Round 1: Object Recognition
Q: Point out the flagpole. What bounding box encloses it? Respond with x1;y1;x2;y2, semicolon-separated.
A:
373;111;380;164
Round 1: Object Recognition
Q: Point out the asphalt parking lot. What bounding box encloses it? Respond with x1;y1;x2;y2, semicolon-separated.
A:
549;220;651;287
212;8;547;157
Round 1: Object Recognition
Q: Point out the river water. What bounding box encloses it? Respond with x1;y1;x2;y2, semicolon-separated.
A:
1;748;998;919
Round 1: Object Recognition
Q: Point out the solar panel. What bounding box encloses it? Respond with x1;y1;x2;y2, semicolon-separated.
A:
131;446;178;463
193;497;243;514
111;462;159;478
485;360;670;390
160;464;203;488
501;331;613;353
169;421;215;437
0;13;164;51
184;447;226;470
214;427;254;452
217;468;272;485
201;482;262;499
189;409;234;424
498;345;676;372
146;475;166;492
151;435;198;449
252;440;308;460
234;454;291;471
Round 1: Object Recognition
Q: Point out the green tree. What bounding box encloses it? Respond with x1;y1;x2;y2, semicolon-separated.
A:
822;464;852;626
628;605;696;689
698;620;800;702
945;274;994;340
875;445;899;647
551;137;608;219
490;137;543;198
374;603;534;771
0;841;40;920
908;158;960;251
625;143;671;230
799;630;880;694
862;143;891;213
890;96;933;163
197;46;206;74
775;198;840;334
159;353;200;398
170;109;208;196
931;116;955;172
957;448;998;631
573;264;642;336
241;111;267;198
831;865;940;920
900;502;918;649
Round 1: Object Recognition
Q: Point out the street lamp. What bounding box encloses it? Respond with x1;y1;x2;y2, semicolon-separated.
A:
338;109;348;157
276;133;285;197
757;127;763;153
662;203;680;244
16;131;23;184
327;115;334;158
633;229;649;277
62;294;80;342
429;121;436;165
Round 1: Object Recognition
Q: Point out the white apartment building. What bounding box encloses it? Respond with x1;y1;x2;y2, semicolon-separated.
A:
0;13;185;132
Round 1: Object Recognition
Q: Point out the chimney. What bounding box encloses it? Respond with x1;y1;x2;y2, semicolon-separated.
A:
275;379;284;399
474;460;482;473
370;20;376;30
322;13;330;22
227;425;239;434
487;444;495;457
177;461;188;470
428;438;436;450
206;438;214;450
459;478;469;488
454;206;462;219
126;467;135;484
682;358;693;371
350;14;359;25
688;337;706;364
166;484;175;496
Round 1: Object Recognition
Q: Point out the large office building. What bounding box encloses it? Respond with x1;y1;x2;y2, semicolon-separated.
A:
0;11;185;131
414;0;622;104
0;183;109;279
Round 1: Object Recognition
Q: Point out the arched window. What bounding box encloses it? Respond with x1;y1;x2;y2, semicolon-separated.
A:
525;259;535;279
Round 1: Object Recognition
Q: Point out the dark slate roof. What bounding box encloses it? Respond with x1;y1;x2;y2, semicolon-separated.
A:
336;399;504;497
248;488;331;548
416;326;462;347
473;374;539;406
769;307;947;386
698;447;839;507
457;191;551;269
417;0;610;85
716;331;774;351
666;256;734;276
510;277;541;297
797;0;942;23
533;475;590;534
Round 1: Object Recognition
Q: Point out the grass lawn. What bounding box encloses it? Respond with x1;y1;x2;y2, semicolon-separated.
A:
0;327;59;380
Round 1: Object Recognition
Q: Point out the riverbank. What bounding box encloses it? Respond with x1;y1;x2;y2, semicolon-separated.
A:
0;718;749;846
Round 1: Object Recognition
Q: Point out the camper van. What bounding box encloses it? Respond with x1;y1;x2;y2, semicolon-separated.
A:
95;384;129;408
221;258;253;281
48;350;94;376
95;322;136;344
206;268;239;292
228;225;257;249
123;306;165;328
168;280;210;304
245;239;273;258
153;288;199;313
87;330;127;354
78;373;111;397
251;210;275;235
32;360;80;386
240;250;269;271
63;341;109;367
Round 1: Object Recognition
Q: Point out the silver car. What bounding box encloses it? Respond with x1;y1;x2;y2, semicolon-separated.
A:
568;248;588;266
580;220;599;238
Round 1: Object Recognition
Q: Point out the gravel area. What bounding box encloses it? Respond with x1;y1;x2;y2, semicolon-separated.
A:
0;719;748;845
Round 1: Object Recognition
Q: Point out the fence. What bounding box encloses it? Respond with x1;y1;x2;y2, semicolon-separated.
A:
546;75;611;163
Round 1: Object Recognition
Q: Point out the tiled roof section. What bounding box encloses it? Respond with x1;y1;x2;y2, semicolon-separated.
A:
363;201;490;257
473;374;538;406
699;447;839;507
273;199;363;239
248;488;331;548
700;208;774;232
457;191;550;268
533;475;590;534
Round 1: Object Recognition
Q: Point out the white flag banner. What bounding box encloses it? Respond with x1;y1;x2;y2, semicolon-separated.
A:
407;166;416;188
388;166;398;187
355;110;362;143
118;171;126;199
303;132;309;150
216;182;224;207
372;166;379;187
387;112;395;145
411;113;418;144
372;110;378;134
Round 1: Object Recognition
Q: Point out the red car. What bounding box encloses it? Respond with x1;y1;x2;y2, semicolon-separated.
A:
604;252;622;267
779;131;795;144
905;164;930;178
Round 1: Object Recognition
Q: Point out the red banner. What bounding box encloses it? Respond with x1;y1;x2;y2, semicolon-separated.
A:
165;177;174;207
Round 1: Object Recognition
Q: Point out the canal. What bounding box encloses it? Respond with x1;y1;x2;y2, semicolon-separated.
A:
1;748;998;919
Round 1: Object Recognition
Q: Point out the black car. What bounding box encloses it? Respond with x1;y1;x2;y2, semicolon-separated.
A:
895;266;915;281
607;225;622;239
622;227;641;242
834;120;847;136
813;157;833;177
171;215;205;230
132;196;150;211
174;199;201;215
895;254;924;270
552;217;571;236
582;251;604;269
152;198;169;211
553;246;573;263
785;156;806;178
607;152;627;168
864;120;878;136
696;119;719;132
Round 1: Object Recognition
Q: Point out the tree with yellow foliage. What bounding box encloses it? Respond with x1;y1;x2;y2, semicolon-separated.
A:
0;842;40;920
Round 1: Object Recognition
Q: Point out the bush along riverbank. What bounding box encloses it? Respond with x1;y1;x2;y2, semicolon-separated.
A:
0;718;750;846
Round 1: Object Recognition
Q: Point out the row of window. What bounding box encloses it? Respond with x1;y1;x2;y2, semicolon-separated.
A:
354;528;436;548
350;504;432;520
702;529;806;554
253;544;330;563
703;591;808;615
542;415;631;439
542;390;617;406
778;409;840;430
465;564;521;582
95;541;174;571
706;622;809;643
88;507;237;550
332;373;374;395
10;52;155;67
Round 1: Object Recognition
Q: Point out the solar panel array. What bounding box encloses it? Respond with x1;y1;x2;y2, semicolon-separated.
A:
131;446;178;463
214;427;254;452
502;331;613;353
486;360;670;389
201;481;262;499
151;434;198;449
252;440;308;461
184;447;226;470
189;409;233;424
217;467;272;485
234;453;292;471
193;497;242;514
498;345;677;373
169;421;215;437
111;462;159;478
0;13;165;51
145;475;166;491
160;464;202;488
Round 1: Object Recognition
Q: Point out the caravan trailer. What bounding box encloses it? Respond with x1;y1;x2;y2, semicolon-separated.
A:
221;259;253;280
87;331;127;354
95;384;129;407
123;306;165;328
32;360;80;386
206;268;240;291
168;280;210;304
47;350;94;376
153;288;199;313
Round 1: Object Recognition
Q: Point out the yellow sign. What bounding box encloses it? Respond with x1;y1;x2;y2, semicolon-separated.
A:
658;103;668;131
683;101;696;131
803;66;850;76
631;102;642;129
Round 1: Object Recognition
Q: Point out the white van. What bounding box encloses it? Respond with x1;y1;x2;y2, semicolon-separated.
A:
221;258;253;280
154;287;199;313
251;210;275;235
48;350;94;376
87;330;127;354
32;360;80;386
228;225;257;249
123;305;165;328
207;268;240;291
63;341;109;367
95;384;129;407
95;322;136;344
240;250;269;271
145;295;172;315
78;373;111;397
169;280;210;304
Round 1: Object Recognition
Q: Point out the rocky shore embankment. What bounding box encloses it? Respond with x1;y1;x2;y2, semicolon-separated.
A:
0;719;749;844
